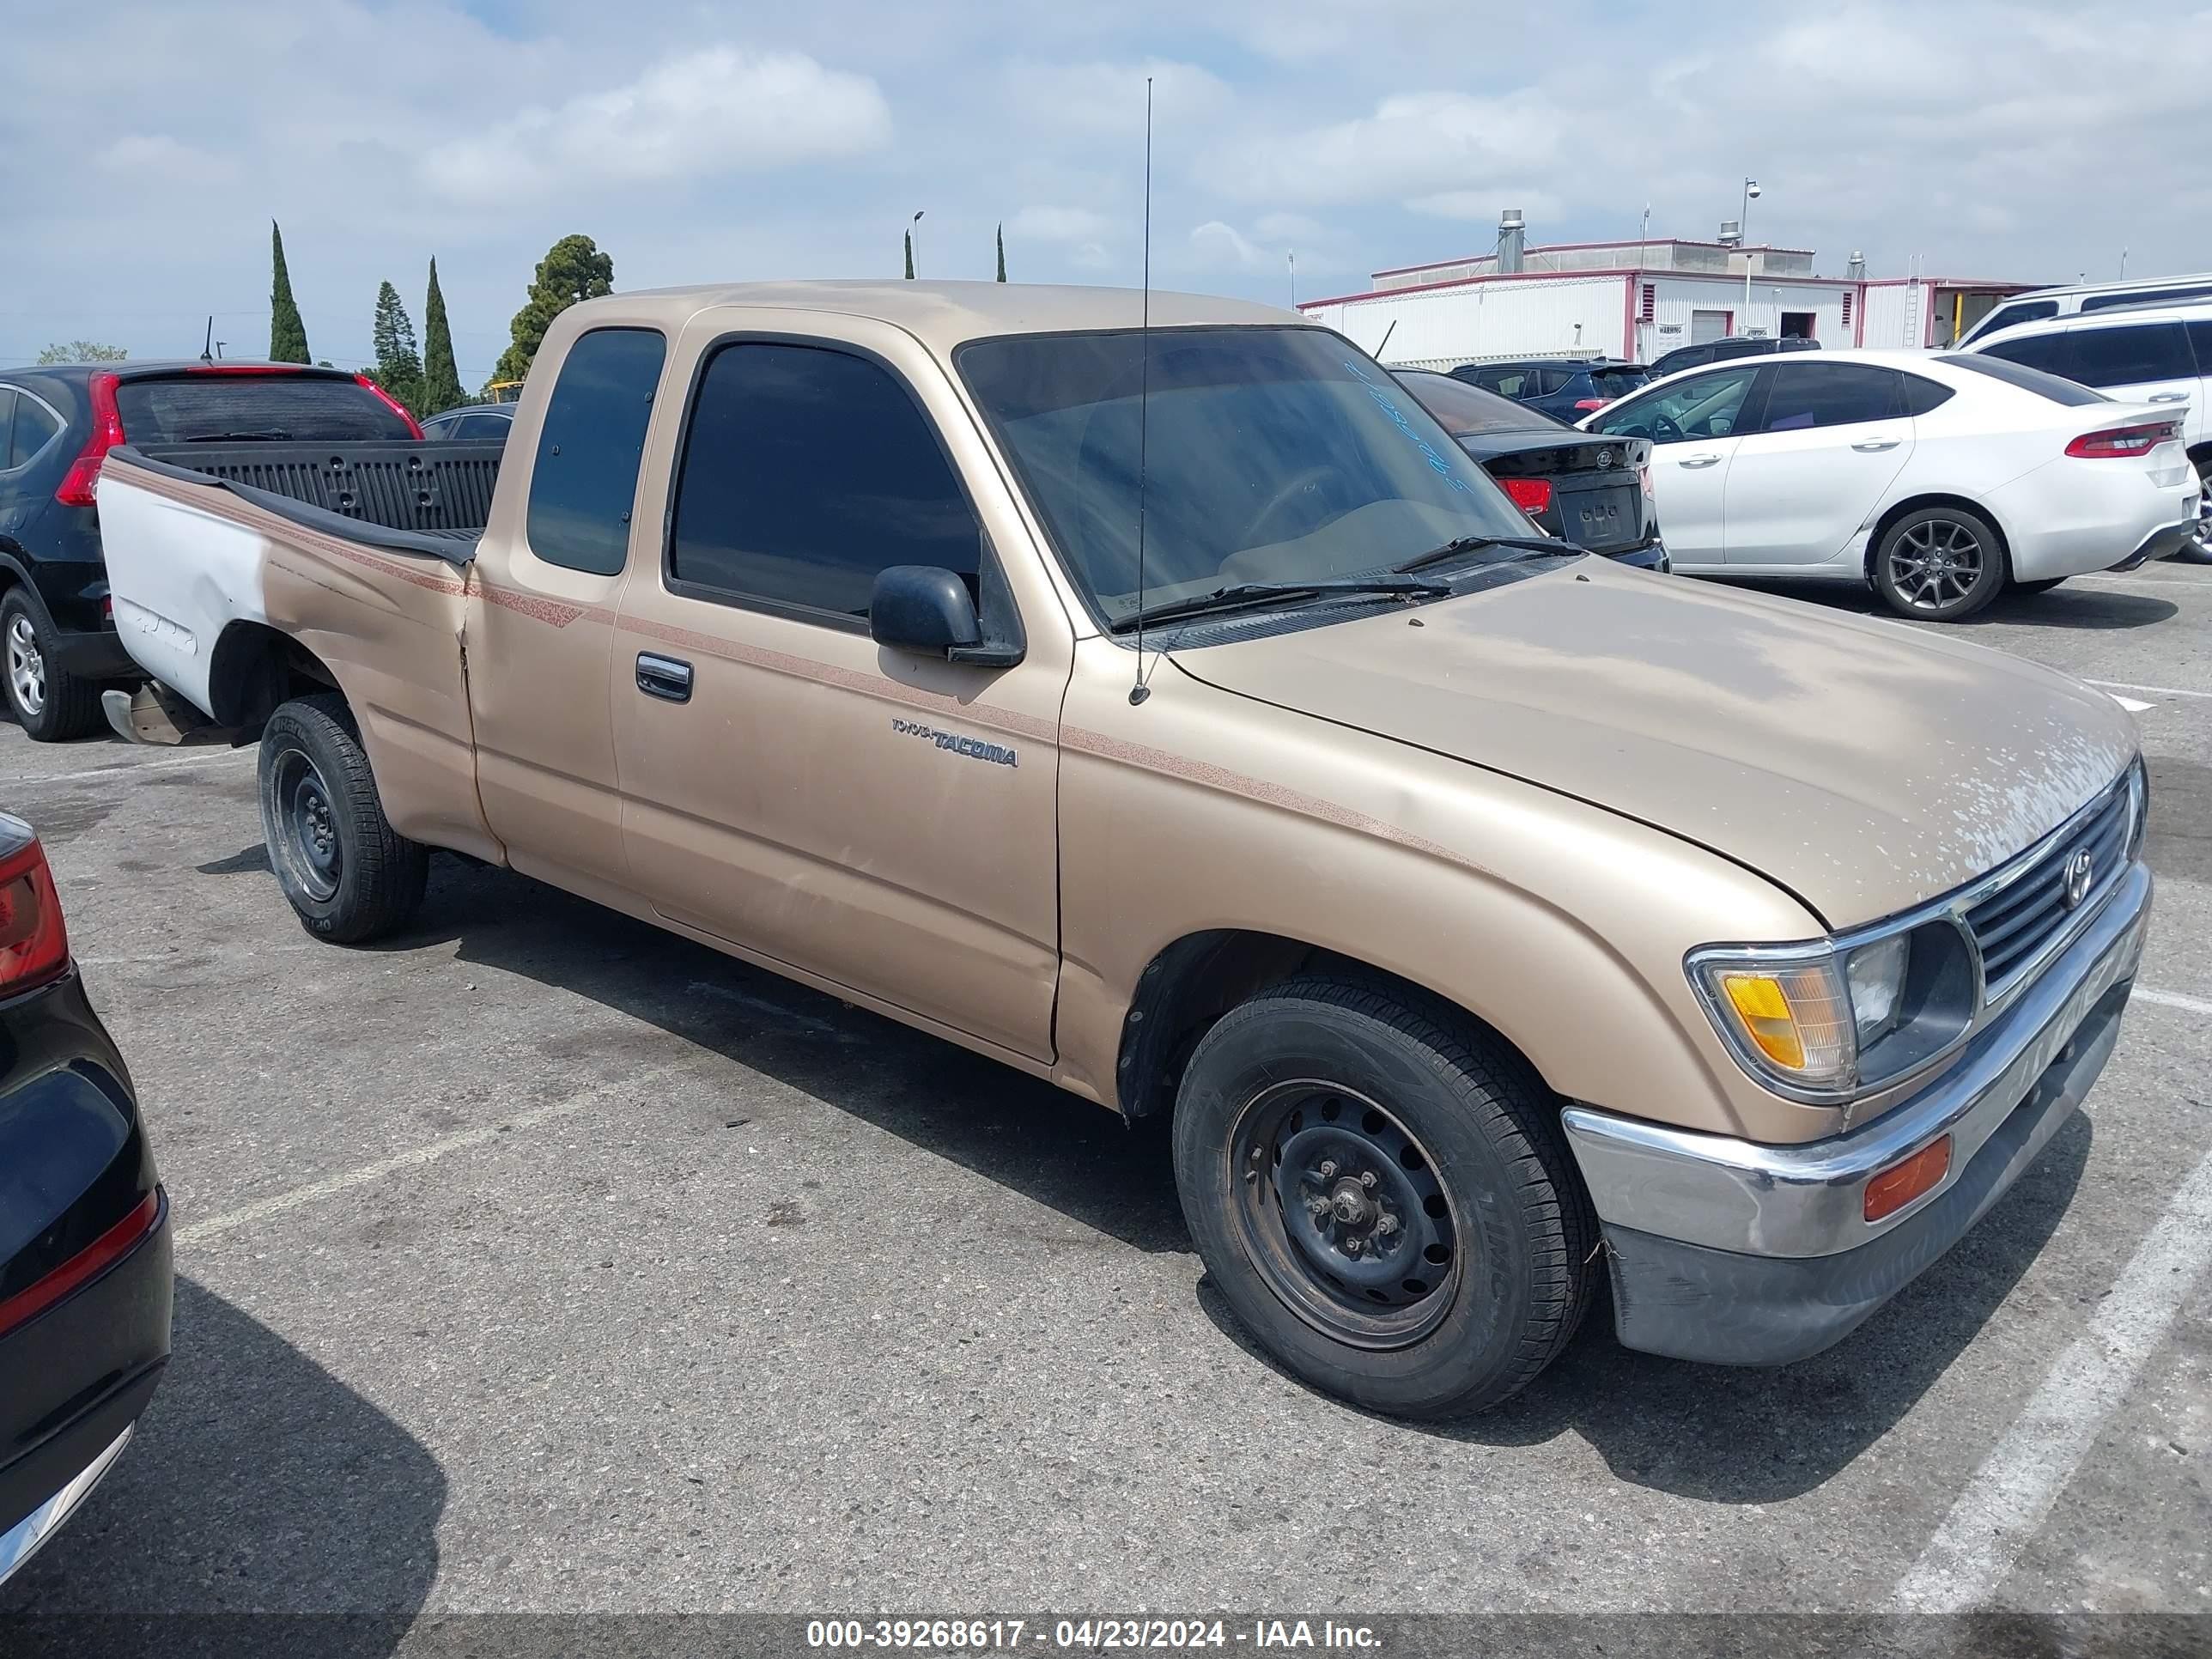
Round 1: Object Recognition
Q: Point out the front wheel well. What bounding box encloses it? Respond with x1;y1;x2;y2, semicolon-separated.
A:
206;622;342;728
1862;494;2011;584
1114;929;1556;1123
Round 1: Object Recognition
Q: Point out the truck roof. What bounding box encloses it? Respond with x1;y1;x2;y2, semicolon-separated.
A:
598;280;1301;349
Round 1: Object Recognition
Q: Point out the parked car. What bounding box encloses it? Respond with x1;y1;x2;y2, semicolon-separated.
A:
1644;335;1818;379
1392;370;1665;568
1582;349;2200;618
0;814;171;1589
420;403;514;441
1957;270;2212;347
0;361;422;741
1449;358;1647;422
96;284;2151;1419
1965;301;2212;561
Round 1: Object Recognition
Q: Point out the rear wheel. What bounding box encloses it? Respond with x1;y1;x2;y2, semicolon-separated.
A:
2172;459;2212;564
3;592;102;741
258;694;428;943
1873;506;2008;621
1171;977;1597;1419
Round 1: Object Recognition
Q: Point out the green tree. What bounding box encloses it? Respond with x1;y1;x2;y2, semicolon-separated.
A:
371;280;424;414
492;234;613;386
903;229;914;280
35;341;128;364
420;257;465;415
269;220;310;364
995;224;1006;283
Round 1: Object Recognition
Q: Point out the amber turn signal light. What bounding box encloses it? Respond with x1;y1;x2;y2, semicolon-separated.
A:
1864;1134;1952;1223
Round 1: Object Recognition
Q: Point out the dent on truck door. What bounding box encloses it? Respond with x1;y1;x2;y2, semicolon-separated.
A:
612;334;1062;1061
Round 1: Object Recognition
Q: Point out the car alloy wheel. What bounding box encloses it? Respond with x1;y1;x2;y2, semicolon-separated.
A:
1886;518;1985;611
6;615;46;719
1225;1079;1466;1349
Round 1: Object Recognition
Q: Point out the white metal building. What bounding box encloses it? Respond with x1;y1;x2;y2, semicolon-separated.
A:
1297;216;2035;368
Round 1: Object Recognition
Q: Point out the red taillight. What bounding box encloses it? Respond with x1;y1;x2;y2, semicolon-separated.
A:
1573;398;1611;412
55;370;125;507
0;1190;161;1340
2066;421;2179;459
0;834;70;993
356;374;426;439
1501;477;1554;515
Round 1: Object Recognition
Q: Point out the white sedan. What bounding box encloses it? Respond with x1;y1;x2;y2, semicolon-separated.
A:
1578;349;2201;620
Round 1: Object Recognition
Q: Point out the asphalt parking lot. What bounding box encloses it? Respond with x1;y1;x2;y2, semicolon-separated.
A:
1;564;2208;1634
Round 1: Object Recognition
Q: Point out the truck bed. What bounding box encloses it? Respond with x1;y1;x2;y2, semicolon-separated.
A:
131;437;502;542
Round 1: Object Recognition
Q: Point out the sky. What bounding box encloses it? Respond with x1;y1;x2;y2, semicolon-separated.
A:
3;0;2205;387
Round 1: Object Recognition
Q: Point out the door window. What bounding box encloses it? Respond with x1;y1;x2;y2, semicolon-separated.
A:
0;391;15;469
1752;364;1902;432
1972;299;2058;339
667;342;981;622
2189;319;2212;375
1589;364;1761;441
1474;368;1534;398
2067;322;2192;388
1981;331;2076;380
525;327;667;575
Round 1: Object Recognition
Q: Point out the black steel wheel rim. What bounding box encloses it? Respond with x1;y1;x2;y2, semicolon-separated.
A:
271;748;342;902
1226;1079;1467;1349
1887;517;1985;611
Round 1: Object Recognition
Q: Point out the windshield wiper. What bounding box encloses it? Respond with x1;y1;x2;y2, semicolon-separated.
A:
181;428;295;442
1391;534;1587;574
1109;578;1450;635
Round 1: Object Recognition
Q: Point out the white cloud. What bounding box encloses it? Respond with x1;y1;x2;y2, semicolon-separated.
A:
1202;88;1562;210
1008;206;1116;245
422;46;891;204
1002;58;1232;137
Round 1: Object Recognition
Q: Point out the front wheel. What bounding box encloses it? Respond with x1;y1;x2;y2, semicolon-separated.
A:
1171;978;1598;1419
1872;506;2008;621
258;694;428;943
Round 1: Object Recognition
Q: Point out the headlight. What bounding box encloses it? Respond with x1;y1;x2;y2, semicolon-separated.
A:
1691;921;1975;1102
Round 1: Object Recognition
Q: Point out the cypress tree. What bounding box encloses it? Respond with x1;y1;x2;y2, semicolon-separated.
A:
493;234;614;386
421;258;465;415
371;281;424;414
269;221;310;364
996;225;1006;283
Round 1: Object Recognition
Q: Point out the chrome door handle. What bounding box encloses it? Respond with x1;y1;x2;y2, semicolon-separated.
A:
1678;453;1722;470
1851;439;1902;452
2149;392;2190;404
636;653;693;703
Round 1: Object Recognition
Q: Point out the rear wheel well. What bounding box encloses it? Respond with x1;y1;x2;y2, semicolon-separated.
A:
2188;442;2212;475
1115;929;1554;1122
1862;493;2011;584
207;622;341;729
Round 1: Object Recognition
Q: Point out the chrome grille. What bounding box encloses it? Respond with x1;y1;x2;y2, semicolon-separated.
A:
1964;784;2133;995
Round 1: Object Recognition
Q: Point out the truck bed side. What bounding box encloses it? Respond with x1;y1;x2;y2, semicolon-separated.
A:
99;446;498;860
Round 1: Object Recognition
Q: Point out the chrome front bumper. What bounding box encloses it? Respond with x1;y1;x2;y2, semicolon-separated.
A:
0;1425;132;1590
1562;860;2152;1364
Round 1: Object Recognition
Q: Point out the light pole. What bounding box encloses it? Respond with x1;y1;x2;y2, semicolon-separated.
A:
910;210;925;279
1741;178;1760;331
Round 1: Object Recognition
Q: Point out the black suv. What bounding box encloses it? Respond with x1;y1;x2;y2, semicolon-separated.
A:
0;362;417;740
1450;359;1649;422
1644;334;1818;380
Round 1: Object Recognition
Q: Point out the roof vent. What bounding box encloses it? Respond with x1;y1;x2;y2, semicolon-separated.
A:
1845;250;1868;279
1498;209;1526;274
1717;219;1743;247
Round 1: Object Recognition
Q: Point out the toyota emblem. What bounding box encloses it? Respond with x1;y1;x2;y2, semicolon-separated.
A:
2062;847;2094;909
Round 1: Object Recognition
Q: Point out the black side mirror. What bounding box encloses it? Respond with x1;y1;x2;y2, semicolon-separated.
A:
870;565;982;658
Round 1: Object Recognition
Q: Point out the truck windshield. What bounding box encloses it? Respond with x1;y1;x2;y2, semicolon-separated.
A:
957;326;1537;629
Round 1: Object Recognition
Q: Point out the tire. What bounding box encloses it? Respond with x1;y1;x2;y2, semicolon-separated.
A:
258;694;428;944
1872;505;2008;621
3;591;103;741
2171;460;2212;564
2012;577;2068;596
1171;976;1598;1419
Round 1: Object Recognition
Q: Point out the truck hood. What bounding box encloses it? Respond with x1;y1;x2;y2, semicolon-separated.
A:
1173;560;2139;927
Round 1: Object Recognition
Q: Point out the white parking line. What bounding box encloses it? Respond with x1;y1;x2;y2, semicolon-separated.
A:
2109;695;2156;713
1893;1143;2212;1612
172;1061;679;1249
2087;679;2212;702
2134;987;2212;1017
3;746;256;786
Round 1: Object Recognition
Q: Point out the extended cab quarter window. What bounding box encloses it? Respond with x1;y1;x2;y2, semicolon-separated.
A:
525;327;666;575
667;342;981;620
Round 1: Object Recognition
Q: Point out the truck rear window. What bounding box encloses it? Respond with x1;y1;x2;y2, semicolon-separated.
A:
114;374;416;443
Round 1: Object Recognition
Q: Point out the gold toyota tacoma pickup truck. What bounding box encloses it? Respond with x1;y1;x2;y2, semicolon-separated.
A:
94;283;2153;1417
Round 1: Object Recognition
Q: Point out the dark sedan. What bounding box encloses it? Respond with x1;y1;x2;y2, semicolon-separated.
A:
0;813;170;1589
1448;358;1649;422
1394;370;1667;570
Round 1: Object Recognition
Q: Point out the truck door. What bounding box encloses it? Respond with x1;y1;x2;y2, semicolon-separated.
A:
465;324;668;897
611;316;1069;1062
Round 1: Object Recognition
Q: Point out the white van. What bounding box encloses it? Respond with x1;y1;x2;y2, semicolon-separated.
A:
1960;273;2212;347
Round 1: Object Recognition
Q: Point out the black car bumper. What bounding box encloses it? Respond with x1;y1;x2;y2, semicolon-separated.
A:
1603;538;1670;573
46;628;138;681
0;1193;170;1584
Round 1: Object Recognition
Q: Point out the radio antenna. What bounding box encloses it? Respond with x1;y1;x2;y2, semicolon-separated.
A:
1128;75;1155;707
